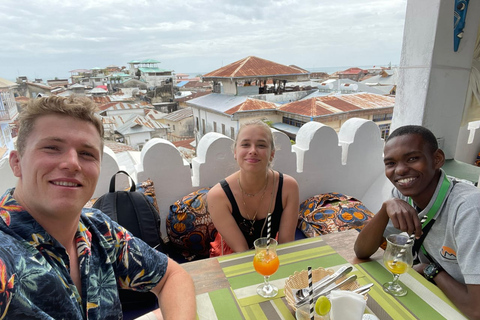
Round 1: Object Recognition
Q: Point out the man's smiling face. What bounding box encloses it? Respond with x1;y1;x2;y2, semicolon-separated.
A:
383;133;444;208
10;113;102;220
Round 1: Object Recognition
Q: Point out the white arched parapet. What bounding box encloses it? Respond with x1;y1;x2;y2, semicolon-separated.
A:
271;128;297;178
337;118;386;199
0;156;16;194
137;138;194;236
93;146;121;198
193;132;236;188
292;121;344;202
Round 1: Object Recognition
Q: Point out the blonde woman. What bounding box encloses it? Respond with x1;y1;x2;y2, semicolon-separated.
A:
207;120;299;255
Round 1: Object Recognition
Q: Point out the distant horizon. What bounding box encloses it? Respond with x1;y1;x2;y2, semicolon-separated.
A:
2;63;399;83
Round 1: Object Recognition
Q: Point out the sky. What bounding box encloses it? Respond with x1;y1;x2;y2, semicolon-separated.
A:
0;0;407;82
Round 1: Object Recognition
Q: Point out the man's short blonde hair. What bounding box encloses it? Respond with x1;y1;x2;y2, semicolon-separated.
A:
16;95;104;155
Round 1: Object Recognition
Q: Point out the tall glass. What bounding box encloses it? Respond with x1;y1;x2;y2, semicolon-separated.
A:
382;234;414;296
253;237;280;298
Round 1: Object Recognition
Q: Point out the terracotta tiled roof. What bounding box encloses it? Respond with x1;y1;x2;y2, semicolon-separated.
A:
225;98;277;115
203;56;309;79
278;93;394;117
320;96;360;112
172;138;195;150
338;68;366;75
104;141;136;153
278;98;335;117
339;93;395;109
289;65;310;73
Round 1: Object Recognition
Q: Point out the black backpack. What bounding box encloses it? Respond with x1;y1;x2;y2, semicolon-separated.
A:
93;170;165;251
92;170;165;314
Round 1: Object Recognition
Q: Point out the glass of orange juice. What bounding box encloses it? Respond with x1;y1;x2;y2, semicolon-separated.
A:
382;234;414;296
253;237;280;298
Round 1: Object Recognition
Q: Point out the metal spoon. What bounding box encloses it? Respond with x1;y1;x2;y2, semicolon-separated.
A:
296;274;358;308
295;265;352;301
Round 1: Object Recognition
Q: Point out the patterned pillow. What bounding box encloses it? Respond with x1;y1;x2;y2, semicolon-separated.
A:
297;192;374;237
166;187;215;261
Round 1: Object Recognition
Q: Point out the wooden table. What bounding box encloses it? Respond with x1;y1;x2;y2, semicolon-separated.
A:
182;230;466;319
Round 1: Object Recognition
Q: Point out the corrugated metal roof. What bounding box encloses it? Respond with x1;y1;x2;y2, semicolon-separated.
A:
145;108;167;120
115;114;168;135
187;93;249;113
225;98;277;115
163;107;193;121
203;56;309;79
99;102;137;111
92;96;111;105
138;67;170;73
176;80;189;87
320;96;360;112
271;122;301;135
0;78;17;88
141;59;161;64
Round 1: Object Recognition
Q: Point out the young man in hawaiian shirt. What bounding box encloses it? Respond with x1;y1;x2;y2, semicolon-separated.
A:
0;96;195;319
354;125;480;319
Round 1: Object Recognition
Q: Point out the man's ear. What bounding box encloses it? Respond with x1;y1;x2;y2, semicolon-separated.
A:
9;151;22;178
433;149;445;169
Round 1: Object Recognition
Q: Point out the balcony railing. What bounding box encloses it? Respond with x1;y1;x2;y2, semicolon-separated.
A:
1;118;478;237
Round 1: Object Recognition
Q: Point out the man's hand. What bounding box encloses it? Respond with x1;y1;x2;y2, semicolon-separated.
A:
384;198;422;239
355;198;421;259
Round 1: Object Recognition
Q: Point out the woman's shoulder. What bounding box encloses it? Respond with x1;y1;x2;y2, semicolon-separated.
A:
277;172;299;188
207;182;224;199
207;174;236;201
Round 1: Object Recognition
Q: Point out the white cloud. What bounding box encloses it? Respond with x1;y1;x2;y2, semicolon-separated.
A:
0;0;407;81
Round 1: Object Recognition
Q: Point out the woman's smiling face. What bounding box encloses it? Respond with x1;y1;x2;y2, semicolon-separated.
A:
234;124;275;171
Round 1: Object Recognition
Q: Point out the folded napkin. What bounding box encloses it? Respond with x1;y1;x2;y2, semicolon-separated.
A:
329;290;366;320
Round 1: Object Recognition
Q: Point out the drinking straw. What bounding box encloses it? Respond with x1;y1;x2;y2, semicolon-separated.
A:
308;266;314;320
392;215;427;265
266;213;272;247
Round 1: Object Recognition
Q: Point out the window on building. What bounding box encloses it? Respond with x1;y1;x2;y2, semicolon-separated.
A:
373;113;394;122
213;122;217;132
282;116;305;128
222;124;226;135
202;119;206;134
379;124;390;139
231;127;235;139
196;117;199;130
173;125;176;131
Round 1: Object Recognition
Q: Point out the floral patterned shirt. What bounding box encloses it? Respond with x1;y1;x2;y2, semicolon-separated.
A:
0;188;168;319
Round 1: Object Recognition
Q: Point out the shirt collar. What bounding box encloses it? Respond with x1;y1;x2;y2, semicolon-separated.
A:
0;188;92;250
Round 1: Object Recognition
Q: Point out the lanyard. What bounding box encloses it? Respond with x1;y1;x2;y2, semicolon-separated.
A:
408;173;451;257
408;173;451;227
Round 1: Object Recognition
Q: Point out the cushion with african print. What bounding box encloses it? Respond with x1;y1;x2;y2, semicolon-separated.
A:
297;192;374;237
167;187;215;261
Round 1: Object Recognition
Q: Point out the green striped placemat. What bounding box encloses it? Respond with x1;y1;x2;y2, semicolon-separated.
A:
357;260;467;320
216;237;366;309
